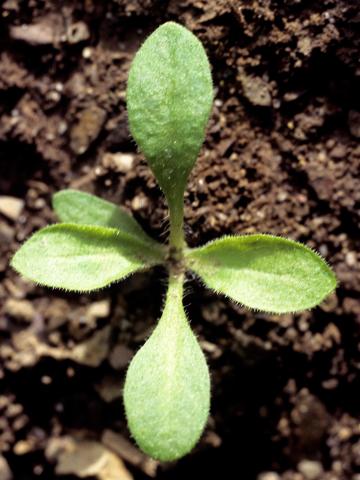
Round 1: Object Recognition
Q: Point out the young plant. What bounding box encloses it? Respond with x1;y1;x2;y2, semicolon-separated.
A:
11;22;337;462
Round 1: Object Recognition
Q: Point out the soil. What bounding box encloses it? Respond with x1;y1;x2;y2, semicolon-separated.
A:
0;1;360;479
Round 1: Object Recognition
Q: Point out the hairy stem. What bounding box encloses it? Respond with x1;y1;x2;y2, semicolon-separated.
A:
163;270;185;319
169;199;185;253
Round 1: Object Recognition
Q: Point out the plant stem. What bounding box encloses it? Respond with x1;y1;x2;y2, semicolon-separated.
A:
166;268;185;307
169;199;185;252
157;269;184;331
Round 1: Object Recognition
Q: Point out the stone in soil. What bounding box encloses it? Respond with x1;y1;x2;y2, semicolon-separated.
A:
4;298;35;323
0;197;24;221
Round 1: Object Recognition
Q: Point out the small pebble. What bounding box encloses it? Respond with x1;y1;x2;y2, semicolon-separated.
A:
14;439;33;455
131;194;148;211
58;121;67;135
0;223;14;243
10;22;56;45
0;455;12;480
319;244;329;256
239;73;272;107
321;378;338;389
330;144;346;159
277;191;288;202
70;106;106;155
67;21;90;44
338;427;352;441
257;473;281;480
102;152;135;173
0;196;24;221
86;299;110;320
345;251;356;267
33;465;43;475
82;47;93;59
41;376;52;385
4;298;35;323
297;459;323;480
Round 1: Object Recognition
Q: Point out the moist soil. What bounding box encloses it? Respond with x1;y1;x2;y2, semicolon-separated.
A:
0;1;360;479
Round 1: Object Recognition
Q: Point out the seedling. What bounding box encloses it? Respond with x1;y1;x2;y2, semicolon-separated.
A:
11;22;337;462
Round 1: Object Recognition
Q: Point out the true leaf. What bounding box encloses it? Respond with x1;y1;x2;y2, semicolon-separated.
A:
127;22;213;211
53;189;159;247
124;276;210;461
11;224;164;291
185;234;337;313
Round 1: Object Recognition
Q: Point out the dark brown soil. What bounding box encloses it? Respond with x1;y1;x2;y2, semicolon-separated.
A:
1;1;360;479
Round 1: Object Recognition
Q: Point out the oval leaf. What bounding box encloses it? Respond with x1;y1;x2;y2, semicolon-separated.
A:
53;189;158;247
186;234;337;313
11;224;164;291
124;276;210;461
127;22;213;209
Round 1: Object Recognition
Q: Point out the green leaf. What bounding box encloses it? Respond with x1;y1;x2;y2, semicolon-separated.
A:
11;224;164;292
124;275;210;461
53;189;159;247
186;234;337;313
127;22;213;211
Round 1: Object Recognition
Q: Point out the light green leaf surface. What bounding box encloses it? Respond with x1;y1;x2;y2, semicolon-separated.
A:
11;224;164;292
124;275;210;461
186;234;337;313
127;22;213;210
53;189;159;247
